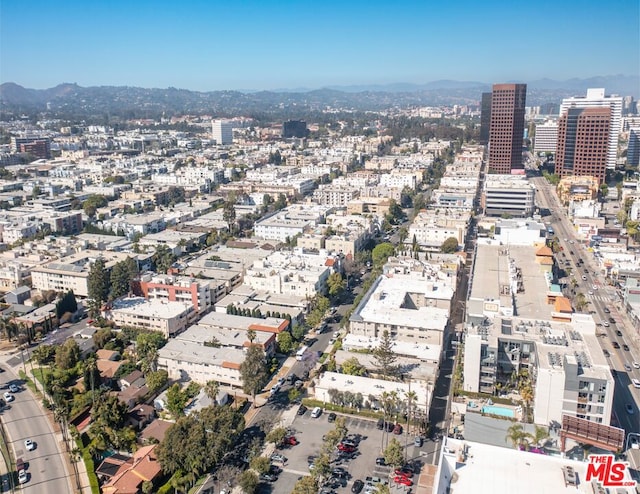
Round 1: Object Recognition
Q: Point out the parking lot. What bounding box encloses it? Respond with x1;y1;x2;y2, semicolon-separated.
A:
258;408;425;493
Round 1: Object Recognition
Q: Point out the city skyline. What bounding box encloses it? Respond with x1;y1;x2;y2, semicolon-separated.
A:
1;0;638;92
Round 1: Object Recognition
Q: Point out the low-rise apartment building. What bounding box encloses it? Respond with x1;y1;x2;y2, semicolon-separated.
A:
102;297;194;337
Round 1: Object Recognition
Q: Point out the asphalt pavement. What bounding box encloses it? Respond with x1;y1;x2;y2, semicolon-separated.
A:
0;365;73;494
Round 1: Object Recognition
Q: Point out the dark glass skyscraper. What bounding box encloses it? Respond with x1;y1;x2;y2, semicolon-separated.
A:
488;83;527;174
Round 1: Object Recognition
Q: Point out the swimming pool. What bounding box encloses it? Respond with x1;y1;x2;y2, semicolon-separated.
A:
482;405;515;418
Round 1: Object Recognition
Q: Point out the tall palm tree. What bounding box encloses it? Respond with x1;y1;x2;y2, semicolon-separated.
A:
530;425;549;448
505;423;529;450
205;380;220;405
405;390;418;435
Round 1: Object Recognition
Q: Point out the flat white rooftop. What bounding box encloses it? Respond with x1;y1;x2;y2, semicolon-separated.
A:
353;275;450;330
436;438;636;494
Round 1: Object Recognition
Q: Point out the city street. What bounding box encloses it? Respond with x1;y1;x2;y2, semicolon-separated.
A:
534;176;640;436
0;365;72;493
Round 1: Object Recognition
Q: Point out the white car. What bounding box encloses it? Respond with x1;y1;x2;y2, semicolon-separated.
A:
3;392;13;402
24;439;35;451
18;469;27;484
633;362;640;369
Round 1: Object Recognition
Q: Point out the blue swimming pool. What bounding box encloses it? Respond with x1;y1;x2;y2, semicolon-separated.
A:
482;405;515;418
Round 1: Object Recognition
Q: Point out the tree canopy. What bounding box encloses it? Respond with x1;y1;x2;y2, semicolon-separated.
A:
240;345;269;401
372;242;395;267
373;330;398;378
440;236;459;254
87;257;109;313
157;405;245;478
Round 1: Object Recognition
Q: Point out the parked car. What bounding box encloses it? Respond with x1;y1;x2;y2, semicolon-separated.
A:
612;341;620;349
16;458;24;472
297;404;308;415
3;392;13;402
338;443;356;453
24;439;35;451
9;384;19;393
283;435;298;446
394;475;413;486
395;467;414;478
269;464;282;475
623;344;630;351
609;317;616;324
276;378;286;387
603;349;610;357
311;407;322;418
332;467;348;478
328;412;337;423
18;470;27;484
633;362;640;369
375;457;386;466
414;436;423;447
259;473;277;482
625;363;632;372
603;307;610;313
392;424;403;435
352;480;364;493
616;330;623;337
270;453;287;463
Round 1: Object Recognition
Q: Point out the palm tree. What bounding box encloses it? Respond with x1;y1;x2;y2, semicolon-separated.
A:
205;380;220;405
530;425;549;449
505;424;529;450
405;390;417;435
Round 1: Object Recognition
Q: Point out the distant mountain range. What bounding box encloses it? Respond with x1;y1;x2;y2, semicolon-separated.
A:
0;75;637;119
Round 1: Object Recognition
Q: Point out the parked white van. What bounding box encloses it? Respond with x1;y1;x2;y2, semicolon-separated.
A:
311;407;322;418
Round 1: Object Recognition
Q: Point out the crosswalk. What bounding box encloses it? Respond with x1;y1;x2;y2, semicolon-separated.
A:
587;294;615;303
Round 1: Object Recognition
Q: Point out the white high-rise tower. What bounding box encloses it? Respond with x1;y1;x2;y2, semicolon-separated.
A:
212;120;233;145
559;88;622;170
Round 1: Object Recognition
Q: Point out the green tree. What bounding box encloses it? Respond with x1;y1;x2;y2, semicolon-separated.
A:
82;194;108;218
505;423;529;449
291;323;305;341
383;438;404;467
373;330;398;378
223;200;236;234
204;380;220;403
277;331;294;353
55;290;78;319
152;244;176;274
250;456;271;474
32;344;56;364
291;476;318;494
327;272;346;299
440;236;459;253
109;257;139;299
238;470;259;494
87;258;109;314
385;199;404;225
266;426;288;446
240;345;269;404
93;328;113;350
372;242;395;267
55;338;80;370
341;357;366;376
166;383;188;417
146;370;168;393
274;193;287;210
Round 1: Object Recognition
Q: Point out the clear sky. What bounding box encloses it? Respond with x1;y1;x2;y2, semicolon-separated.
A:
1;0;638;91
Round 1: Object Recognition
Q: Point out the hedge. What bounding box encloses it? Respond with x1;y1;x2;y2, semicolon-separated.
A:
76;437;100;493
301;398;384;420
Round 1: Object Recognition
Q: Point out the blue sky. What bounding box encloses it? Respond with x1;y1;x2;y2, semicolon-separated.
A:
1;0;638;91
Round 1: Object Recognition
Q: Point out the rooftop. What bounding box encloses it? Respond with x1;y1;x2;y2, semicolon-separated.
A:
110;297;193;319
436;438;636;494
351;274;450;330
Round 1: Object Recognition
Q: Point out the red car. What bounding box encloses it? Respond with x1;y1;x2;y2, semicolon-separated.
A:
337;443;356;453
392;424;403;435
394;468;413;478
283;436;298;446
394;475;413;486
